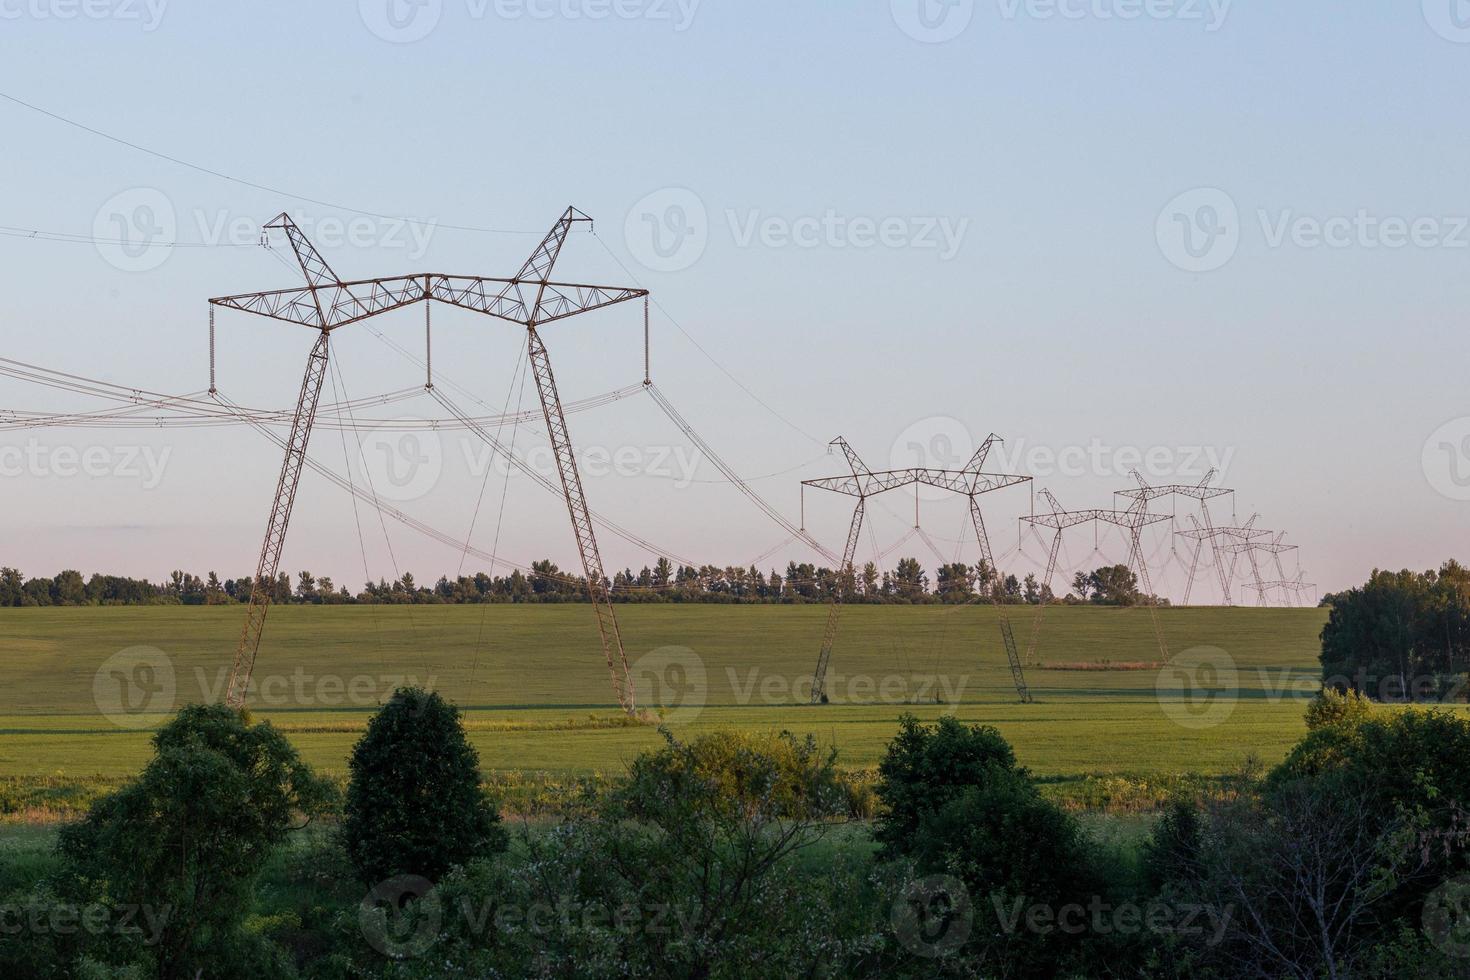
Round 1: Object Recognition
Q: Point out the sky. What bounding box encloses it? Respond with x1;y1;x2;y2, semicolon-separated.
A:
0;0;1467;602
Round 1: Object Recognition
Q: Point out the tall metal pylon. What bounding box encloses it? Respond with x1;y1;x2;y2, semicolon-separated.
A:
799;435;1031;703
211;207;648;712
1115;469;1234;605
1020;488;1173;664
1175;514;1268;606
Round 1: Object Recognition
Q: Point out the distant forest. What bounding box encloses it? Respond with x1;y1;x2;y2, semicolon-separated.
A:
0;559;1162;607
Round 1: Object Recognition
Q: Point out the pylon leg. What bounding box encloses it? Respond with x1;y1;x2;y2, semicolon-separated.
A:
1025;529;1065;664
226;330;330;708
971;497;1031;703
810;497;865;704
526;326;635;713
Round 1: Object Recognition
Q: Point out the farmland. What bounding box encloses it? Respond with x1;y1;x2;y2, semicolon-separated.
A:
0;603;1338;795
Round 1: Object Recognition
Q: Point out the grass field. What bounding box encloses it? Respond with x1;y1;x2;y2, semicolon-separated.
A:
0;603;1352;807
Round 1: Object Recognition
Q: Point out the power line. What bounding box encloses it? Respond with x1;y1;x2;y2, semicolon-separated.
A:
0;90;540;236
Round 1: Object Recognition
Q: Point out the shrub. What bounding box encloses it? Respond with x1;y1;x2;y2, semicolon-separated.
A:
1304;687;1373;730
341;687;507;886
52;703;334;980
873;713;1022;858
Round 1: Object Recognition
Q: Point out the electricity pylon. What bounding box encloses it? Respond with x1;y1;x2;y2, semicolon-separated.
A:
1115;469;1234;605
212;207;648;712
1175;514;1268;606
1020;488;1173;663
1224;531;1300;607
800;435;1031;703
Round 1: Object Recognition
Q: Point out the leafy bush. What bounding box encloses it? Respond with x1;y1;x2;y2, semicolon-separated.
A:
341;687;507;886
1304;687;1373;730
49;703;334;980
873;713;1021;858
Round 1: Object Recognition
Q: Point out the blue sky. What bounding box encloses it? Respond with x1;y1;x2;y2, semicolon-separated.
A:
1;1;1467;600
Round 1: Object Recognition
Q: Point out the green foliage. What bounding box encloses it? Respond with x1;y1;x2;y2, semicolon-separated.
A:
342;687;507;886
1140;796;1204;893
1319;560;1470;700
874;713;1021;857
1304;686;1373;730
47;704;333;980
919;774;1105;976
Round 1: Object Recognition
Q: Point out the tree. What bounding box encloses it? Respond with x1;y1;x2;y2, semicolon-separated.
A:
1320;562;1470;700
874;713;1022;858
892;557;928;601
342;687;506;886
1086;564;1141;606
54;704;334;979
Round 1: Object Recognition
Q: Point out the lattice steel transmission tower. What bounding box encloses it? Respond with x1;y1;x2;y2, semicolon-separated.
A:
800;435;1031;703
1225;531;1300;607
1175;514;1268;607
211;208;648;712
1115;470;1234;606
1020;489;1173;663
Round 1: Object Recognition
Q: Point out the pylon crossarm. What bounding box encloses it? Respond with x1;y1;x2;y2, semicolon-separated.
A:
210;275;646;331
225;330;330;709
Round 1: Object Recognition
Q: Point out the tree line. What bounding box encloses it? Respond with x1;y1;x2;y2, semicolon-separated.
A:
0;559;1162;607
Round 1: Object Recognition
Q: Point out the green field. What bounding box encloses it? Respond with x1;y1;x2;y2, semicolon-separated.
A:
0;603;1350;801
